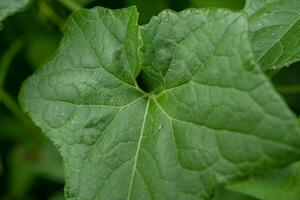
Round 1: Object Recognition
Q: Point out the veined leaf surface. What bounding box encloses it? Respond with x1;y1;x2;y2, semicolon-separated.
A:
19;6;300;200
245;0;300;72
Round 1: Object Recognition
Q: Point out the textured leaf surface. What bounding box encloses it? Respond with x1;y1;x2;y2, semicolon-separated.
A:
245;0;300;72
19;6;300;200
228;119;300;200
0;0;30;30
228;161;300;200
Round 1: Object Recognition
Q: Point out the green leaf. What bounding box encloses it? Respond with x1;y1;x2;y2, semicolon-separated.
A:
228;161;300;200
19;6;300;200
244;0;300;72
0;0;31;30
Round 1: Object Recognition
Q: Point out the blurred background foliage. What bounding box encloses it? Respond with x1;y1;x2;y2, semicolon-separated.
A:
0;0;299;199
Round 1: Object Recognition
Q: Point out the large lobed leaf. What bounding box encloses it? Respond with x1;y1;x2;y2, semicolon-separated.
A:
244;0;300;72
0;0;31;30
19;6;300;200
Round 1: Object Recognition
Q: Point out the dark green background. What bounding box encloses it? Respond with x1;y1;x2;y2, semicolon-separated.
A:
0;0;299;199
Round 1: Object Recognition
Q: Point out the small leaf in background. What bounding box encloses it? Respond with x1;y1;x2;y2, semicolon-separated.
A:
0;0;31;30
0;112;63;199
8;142;64;199
228;161;300;200
244;0;300;72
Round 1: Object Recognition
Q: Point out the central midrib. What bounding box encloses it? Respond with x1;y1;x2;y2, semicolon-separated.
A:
127;98;150;200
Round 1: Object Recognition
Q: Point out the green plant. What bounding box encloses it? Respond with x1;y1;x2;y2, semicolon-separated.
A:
1;0;299;200
244;0;300;72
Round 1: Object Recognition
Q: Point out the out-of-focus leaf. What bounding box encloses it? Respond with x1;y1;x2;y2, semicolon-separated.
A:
228;161;300;200
0;114;29;141
25;33;60;69
8;142;63;199
192;0;245;10
73;0;94;6
57;0;85;11
0;0;31;30
244;0;300;72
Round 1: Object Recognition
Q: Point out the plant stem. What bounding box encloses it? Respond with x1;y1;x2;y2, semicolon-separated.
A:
0;40;22;90
0;89;41;135
58;0;83;11
0;40;22;107
38;0;65;32
276;85;300;95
